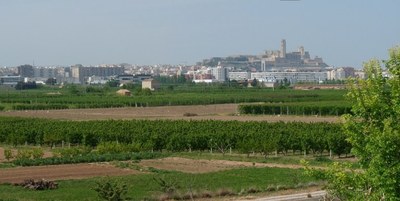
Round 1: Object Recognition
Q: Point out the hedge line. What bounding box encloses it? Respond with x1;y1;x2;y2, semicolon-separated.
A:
238;104;352;116
12;104;69;110
12;152;163;166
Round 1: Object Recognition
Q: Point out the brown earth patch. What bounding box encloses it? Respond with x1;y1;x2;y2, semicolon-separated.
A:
139;157;304;173
0;163;140;184
0;104;339;122
0;157;313;184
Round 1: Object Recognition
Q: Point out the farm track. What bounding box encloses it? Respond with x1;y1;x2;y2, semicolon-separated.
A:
0;104;340;122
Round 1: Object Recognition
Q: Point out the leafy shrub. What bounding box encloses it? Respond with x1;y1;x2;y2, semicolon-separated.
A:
93;178;130;201
55;147;91;158
4;149;13;161
31;148;44;159
97;142;125;154
15;149;32;160
153;176;179;194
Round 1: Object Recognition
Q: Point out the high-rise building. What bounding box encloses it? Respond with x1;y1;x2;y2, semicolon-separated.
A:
70;65;124;84
17;64;34;78
280;39;286;58
211;65;228;82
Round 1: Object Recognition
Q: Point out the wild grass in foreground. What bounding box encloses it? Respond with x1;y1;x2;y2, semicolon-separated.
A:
0;167;320;201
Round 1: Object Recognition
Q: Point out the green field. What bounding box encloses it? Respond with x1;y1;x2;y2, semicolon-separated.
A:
0;85;349;200
0;167;318;201
0;85;348;111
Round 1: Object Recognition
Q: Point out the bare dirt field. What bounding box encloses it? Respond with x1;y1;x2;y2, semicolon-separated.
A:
0;157;306;184
139;157;304;173
0;104;340;122
0;163;141;184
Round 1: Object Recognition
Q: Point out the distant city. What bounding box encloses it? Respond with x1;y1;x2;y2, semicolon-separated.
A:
0;40;377;87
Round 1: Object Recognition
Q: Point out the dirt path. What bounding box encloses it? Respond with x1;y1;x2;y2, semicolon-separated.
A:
0;104;340;122
0;163;140;184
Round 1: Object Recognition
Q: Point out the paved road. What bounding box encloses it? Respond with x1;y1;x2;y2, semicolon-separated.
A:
238;190;326;201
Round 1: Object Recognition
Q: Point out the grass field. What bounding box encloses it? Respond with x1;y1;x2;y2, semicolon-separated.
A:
0;86;348;200
0;167;319;201
0;86;348;111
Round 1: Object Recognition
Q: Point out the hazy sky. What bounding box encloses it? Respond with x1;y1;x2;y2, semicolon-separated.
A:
1;0;399;68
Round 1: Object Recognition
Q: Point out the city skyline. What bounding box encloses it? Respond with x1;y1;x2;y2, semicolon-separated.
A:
1;0;399;68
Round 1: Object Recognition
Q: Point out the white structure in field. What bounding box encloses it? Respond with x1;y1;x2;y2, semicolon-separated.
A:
142;79;160;90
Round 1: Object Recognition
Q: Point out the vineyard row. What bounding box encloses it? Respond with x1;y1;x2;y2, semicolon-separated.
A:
0;117;351;157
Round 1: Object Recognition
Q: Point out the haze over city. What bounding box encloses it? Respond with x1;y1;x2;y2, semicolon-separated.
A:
1;0;399;68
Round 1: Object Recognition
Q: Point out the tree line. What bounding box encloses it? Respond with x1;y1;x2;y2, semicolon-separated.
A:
0;117;351;157
238;103;352;116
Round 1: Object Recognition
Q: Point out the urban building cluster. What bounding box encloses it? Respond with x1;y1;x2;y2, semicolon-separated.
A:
1;40;369;88
194;40;365;85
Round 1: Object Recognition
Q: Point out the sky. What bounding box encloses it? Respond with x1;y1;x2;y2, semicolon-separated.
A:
0;0;399;68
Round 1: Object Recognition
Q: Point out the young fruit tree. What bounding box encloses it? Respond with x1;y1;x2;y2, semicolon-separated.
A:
305;47;400;200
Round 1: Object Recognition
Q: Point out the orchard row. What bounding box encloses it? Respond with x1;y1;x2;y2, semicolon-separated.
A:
0;117;351;157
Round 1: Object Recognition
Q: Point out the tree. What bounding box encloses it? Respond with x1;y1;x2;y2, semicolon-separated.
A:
307;47;400;200
67;84;81;95
105;79;120;88
45;78;57;85
15;81;37;90
93;178;131;201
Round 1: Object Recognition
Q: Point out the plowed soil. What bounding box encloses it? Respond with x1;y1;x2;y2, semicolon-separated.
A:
0;163;140;184
0;104;339;122
0;157;306;184
139;157;303;173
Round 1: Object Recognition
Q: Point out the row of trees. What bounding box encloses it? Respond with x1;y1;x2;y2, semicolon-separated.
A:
239;104;352;116
0;118;351;157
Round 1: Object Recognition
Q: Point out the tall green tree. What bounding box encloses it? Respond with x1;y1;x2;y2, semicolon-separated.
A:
309;47;400;200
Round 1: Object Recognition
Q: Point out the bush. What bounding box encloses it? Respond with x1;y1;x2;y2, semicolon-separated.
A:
55;147;91;158
153;176;179;194
16;149;32;160
31;148;44;159
97;142;125;154
93;178;130;201
4;149;13;161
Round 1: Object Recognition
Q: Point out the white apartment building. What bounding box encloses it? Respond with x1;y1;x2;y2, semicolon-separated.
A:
211;66;228;82
228;71;251;81
251;72;328;84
